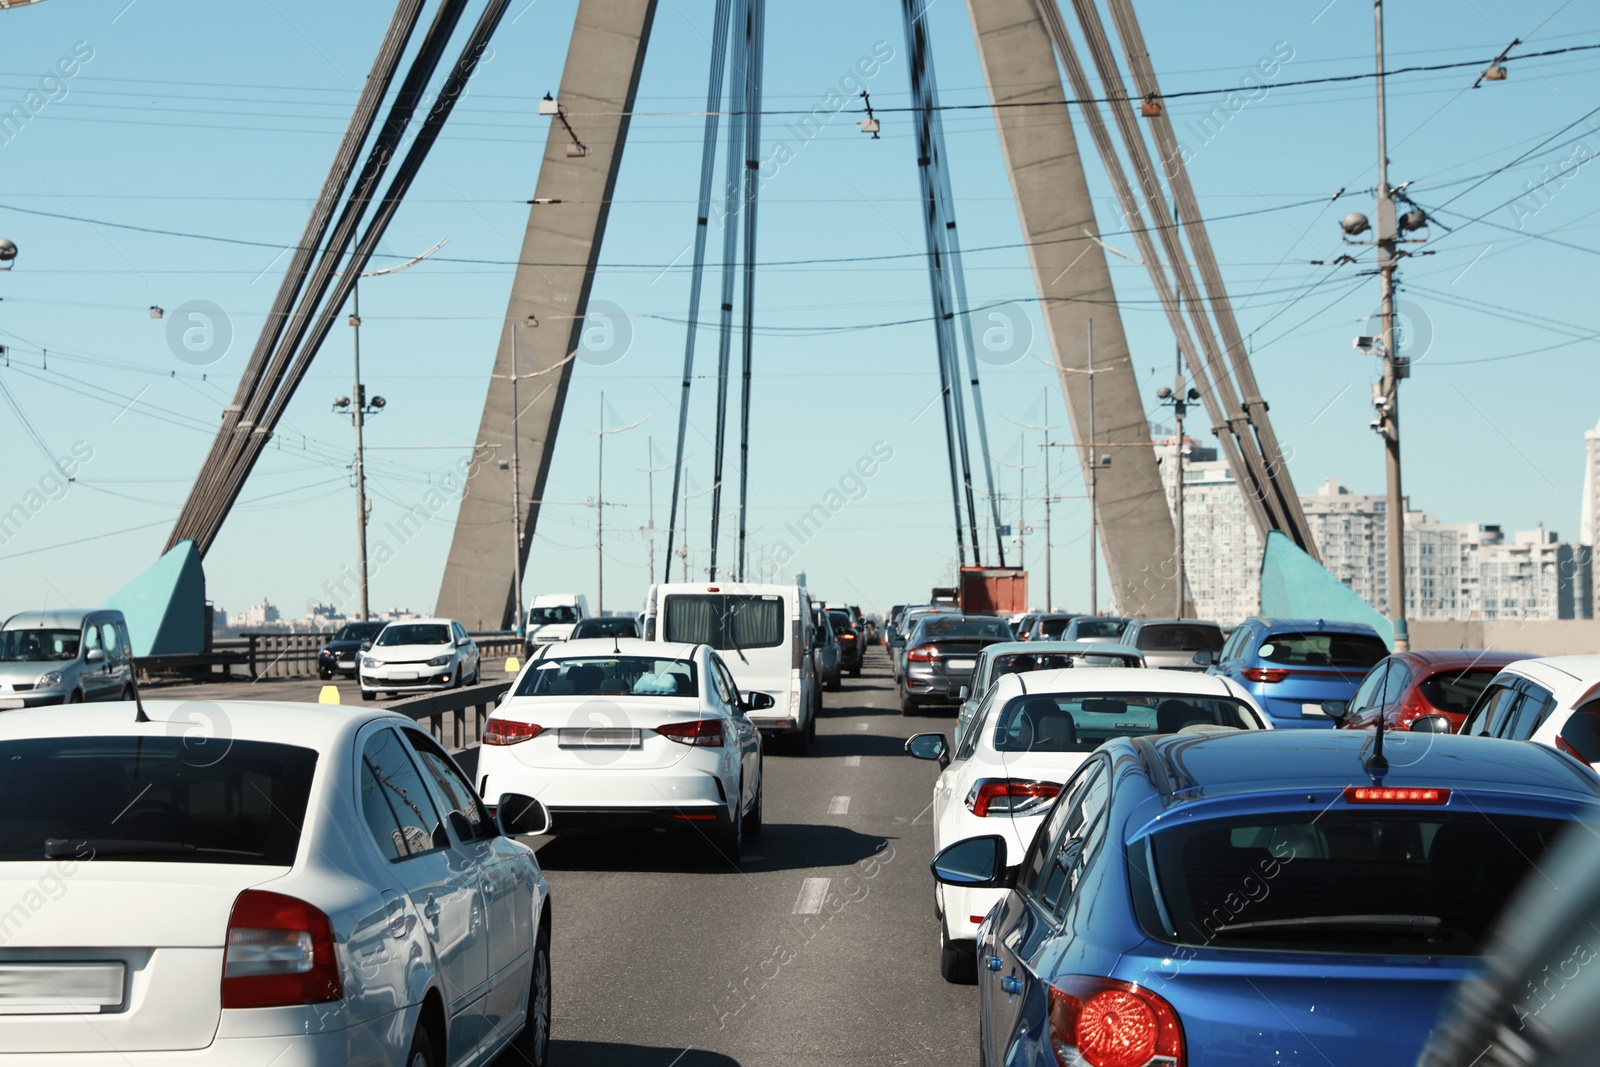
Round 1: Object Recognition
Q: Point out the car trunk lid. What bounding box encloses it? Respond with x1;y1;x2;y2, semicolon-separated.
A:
492;697;706;770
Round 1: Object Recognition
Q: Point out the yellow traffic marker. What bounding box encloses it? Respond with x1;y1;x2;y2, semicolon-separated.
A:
504;656;520;673
318;685;341;705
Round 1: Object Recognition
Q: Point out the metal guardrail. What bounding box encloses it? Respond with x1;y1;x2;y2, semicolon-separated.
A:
391;679;512;752
210;632;524;680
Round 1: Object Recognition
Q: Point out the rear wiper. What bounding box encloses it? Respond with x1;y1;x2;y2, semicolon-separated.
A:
45;838;266;860
1213;914;1443;936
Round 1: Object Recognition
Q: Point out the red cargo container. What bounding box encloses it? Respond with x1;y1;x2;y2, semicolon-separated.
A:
958;567;1028;616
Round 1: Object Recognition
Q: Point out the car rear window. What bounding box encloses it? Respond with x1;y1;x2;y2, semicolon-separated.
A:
516;655;698;697
0;736;317;865
1038;617;1071;637
1137;624;1224;653
1147;810;1567;955
664;594;784;650
992;692;1260;753
921;618;1011;640
1258;632;1387;668
1417;668;1499;716
571;617;639;639
1072;619;1127;638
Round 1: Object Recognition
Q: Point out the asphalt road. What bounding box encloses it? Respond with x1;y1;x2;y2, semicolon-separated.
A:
520;646;976;1066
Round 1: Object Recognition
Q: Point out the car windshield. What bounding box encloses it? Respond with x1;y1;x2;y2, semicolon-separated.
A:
529;605;581;625
1147;811;1568;955
663;594;785;650
1137;624;1224;652
0;629;80;662
0;737;317;864
919;617;1011;641
333;622;385;643
1418;668;1500;715
571;617;638;639
376;624;451;647
1258;631;1388;668
990;651;1137;681
992;691;1260;752
1072;619;1127;638
515;655;698;697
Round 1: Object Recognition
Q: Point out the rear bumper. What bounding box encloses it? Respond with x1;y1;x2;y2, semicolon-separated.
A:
903;668;970;704
479;754;727;811
542;804;732;832
1253;692;1343;728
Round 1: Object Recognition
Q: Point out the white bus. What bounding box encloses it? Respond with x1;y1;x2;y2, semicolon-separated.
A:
644;578;818;754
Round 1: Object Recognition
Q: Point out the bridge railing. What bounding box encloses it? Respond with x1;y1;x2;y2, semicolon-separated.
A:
213;631;523;680
391;678;512;752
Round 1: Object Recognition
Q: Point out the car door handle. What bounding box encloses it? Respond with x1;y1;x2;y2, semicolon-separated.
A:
482;878;495;898
422;896;440;922
1001;976;1024;995
984;956;1003;971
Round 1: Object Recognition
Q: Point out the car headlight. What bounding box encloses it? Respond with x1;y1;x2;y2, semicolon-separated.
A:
427;654;452;667
37;671;63;689
361;656;379;669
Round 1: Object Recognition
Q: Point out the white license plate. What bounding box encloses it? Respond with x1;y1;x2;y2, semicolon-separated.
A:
947;659;975;671
558;727;641;748
388;671;418;682
337;660;355;669
1301;703;1327;716
0;698;23;711
0;962;125;1014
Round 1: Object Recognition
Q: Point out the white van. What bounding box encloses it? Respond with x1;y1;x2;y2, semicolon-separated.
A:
644;578;818;754
525;593;590;647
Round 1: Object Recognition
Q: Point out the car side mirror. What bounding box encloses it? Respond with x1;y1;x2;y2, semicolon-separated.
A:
496;793;552;837
905;732;949;769
931;835;1016;889
457;637;470;647
742;691;775;712
85;648;105;664
1191;650;1214;666
1411;713;1453;734
1322;700;1349;722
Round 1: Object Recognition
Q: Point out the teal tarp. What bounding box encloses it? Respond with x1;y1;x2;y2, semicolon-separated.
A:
101;541;206;656
1259;531;1393;648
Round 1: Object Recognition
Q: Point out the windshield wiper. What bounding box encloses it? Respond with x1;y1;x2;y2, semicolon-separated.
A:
1213;914;1443;936
45;838;267;860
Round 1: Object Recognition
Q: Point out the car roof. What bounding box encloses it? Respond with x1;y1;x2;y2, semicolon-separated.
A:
3;609;119;629
0;699;413;750
1132;729;1600;808
991;665;1233;699
380;616;456;627
1493;655;1600;697
1395;649;1535;671
973;641;1140;657
541;637;701;658
1129;618;1222;630
1244;617;1384;636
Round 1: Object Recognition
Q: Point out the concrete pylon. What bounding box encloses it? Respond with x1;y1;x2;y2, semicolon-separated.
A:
965;0;1179;615
435;0;659;629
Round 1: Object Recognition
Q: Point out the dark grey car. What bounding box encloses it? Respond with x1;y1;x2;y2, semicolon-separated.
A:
1121;618;1226;671
898;615;1013;714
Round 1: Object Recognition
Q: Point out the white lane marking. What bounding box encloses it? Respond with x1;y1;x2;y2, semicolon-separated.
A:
794;877;831;914
857;722;869;731
843;755;862;767
828;795;851;815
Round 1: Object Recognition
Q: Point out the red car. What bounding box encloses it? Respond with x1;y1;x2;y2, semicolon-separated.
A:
1331;649;1535;732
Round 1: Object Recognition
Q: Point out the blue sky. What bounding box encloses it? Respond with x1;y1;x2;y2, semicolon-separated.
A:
1;0;1597;624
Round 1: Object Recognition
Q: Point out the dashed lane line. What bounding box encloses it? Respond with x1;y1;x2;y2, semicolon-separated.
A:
828;795;851;815
793;877;831;914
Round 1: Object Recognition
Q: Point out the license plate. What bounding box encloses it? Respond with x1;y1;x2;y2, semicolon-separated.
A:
0;962;125;1014
0;698;23;711
388;671;418;681
558;727;641;748
947;659;975;671
1302;702;1327;716
337;660;354;669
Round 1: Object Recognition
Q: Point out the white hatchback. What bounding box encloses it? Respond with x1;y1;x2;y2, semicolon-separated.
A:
0;699;552;1066
477;639;766;860
906;666;1269;984
1459;654;1600;769
360;618;481;700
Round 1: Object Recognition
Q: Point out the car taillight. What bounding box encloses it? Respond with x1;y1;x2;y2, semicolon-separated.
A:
484;719;543;746
657;719;725;747
222;890;341;1009
1344;786;1450;804
1241;667;1289;684
965;778;1061;818
839;632;856;642
1048;976;1182;1067
907;646;939;663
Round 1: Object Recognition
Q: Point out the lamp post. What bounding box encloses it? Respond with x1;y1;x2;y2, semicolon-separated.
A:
332;282;387;622
0;237;16;270
1155;376;1200;619
1007;388;1068;610
585;393;648;615
499;316;538;638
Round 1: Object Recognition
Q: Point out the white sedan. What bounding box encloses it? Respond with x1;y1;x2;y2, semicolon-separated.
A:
906;666;1269;984
360;618;481;700
477;638;766;860
0;699;552;1066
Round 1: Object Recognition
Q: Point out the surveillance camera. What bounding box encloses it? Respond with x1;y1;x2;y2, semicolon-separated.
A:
1354;335;1379;350
1186;388;1201;401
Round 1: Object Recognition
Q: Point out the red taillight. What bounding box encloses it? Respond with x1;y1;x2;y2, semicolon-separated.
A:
1048;976;1183;1067
221;890;341;1009
965;778;1061;818
1241;667;1290;684
839;632;857;642
1344;786;1450;804
907;646;939;663
657;719;725;747
484;719;543;746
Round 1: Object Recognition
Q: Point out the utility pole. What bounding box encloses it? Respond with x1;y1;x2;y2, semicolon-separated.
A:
640;437;673;587
588;395;649;615
1374;0;1408;651
1156;360;1196;619
350;283;371;621
1044;412;1054;612
1087;319;1099;615
510;326;525;638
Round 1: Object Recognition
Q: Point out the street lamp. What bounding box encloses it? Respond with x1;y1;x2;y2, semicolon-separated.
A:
1155;380;1201;618
0;238;16;270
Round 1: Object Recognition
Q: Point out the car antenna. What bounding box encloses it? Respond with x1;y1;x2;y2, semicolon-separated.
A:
612;630;622;655
1365;710;1389;776
129;666;151;724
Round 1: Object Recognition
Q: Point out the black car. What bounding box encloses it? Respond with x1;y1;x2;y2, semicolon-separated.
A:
316;620;387;680
827;610;864;676
568;616;641;641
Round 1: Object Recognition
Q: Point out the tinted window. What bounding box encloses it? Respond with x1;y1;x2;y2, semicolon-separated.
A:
360;760;410;862
361;729;444;858
528;605;581;624
1466;685;1519;737
1071;619;1127;639
571;617;640;639
0;737;316;865
1019;760;1101;897
405;730;493;842
664;594;785;650
1506;685;1556;740
1136;624;1224;653
1149;811;1566;954
1257;631;1387;668
992;691;1261;752
1348;664;1388;714
1417;669;1499;716
1380;662;1413;706
335;622;385;643
1037;617;1071;638
515;654;698;698
920;617;1011;640
376;624;451;647
0;628;80;662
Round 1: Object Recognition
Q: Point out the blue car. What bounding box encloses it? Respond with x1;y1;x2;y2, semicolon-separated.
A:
1205;616;1388;728
933;729;1600;1067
